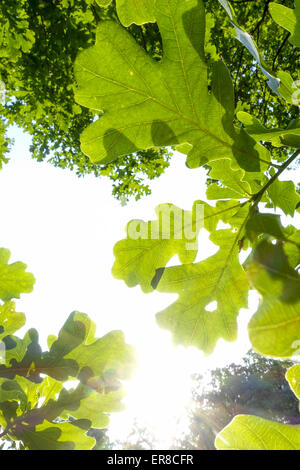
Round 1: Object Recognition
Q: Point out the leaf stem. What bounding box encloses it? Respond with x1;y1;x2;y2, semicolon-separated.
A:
251;150;300;205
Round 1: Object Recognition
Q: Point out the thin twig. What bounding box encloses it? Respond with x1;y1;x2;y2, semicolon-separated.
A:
272;33;290;71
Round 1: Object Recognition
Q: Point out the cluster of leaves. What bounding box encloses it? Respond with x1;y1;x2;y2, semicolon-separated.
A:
181;351;299;450
215;365;300;450
93;351;299;450
0;248;136;450
118;351;300;450
73;0;300;449
0;0;171;201
1;0;300;451
0;0;299;200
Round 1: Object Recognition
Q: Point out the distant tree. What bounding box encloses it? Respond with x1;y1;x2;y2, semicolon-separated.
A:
0;0;171;201
0;1;298;200
178;351;299;450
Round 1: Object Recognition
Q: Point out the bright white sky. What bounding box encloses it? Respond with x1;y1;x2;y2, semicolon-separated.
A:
1;125;298;448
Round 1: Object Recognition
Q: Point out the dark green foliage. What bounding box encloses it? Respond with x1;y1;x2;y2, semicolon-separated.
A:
0;0;171;201
0;0;299;199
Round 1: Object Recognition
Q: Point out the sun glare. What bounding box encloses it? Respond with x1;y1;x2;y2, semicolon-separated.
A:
107;289;256;449
108;329;199;449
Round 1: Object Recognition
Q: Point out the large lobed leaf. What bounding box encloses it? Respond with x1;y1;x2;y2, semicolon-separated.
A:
0;302;25;341
112;201;216;293
0;249;35;302
215;415;300;450
269;0;300;48
113;200;251;353
0;311;136;383
238;112;300;149
206;159;253;200
75;0;270;174
17;421;95;450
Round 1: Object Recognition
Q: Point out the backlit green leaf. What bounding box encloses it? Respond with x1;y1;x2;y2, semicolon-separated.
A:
75;0;270;173
215;415;300;450
18;421;95;450
0;249;35;301
270;0;300;48
0;302;25;341
245;213;286;242
155;204;250;353
247;241;300;357
112;201;213;293
267;179;300;216
238;112;300;149
206;159;252;200
61;387;126;429
96;0;155;26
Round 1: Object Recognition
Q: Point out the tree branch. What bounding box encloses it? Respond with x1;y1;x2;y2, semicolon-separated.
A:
251;0;271;40
252;150;300;205
272;33;290;71
0;426;10;439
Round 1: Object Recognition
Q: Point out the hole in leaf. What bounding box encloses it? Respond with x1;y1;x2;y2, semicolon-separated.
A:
205;301;218;312
216;221;231;230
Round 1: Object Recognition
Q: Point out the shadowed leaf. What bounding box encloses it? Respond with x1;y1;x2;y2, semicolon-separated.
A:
75;0;270;174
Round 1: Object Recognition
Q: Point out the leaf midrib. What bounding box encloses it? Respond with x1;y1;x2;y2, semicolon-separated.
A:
78;60;270;165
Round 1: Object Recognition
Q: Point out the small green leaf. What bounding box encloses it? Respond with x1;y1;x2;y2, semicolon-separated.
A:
61;386;126;429
250;297;300;358
284;225;300;268
66;328;136;382
206;159;252;200
0;379;27;411
155;205;250;354
0;302;26;341
238;112;300;148
0;249;35;301
277;70;300;107
270;0;300;48
19;421;95;450
96;0;155;26
112;202;211;293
